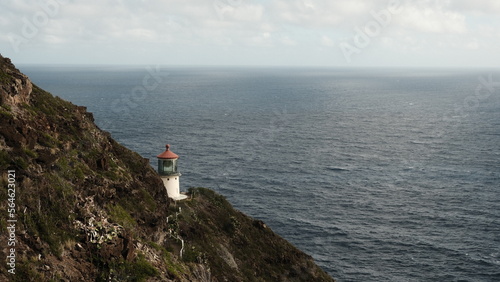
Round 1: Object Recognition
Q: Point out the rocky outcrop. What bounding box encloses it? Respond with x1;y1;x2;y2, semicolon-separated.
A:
0;56;32;107
0;53;334;281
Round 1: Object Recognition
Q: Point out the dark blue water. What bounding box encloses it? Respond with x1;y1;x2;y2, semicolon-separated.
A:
24;66;500;281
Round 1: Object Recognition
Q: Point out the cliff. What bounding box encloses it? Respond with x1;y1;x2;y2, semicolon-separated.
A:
0;54;334;281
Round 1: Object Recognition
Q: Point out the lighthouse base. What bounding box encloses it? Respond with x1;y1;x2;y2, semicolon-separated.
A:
171;193;188;201
161;175;187;201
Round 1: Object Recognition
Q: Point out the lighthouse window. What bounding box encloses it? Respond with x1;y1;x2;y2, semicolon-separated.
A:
163;160;173;173
158;159;178;175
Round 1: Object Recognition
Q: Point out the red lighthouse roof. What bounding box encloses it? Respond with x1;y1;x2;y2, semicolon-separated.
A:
157;144;179;159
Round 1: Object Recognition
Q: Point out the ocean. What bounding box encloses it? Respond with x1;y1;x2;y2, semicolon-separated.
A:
23;65;500;281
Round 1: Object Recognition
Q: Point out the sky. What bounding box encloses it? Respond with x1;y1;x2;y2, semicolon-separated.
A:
1;0;499;67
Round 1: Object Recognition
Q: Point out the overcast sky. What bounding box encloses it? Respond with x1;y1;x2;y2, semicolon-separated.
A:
1;0;499;67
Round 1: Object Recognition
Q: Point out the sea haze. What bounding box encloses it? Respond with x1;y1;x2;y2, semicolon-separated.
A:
24;66;500;281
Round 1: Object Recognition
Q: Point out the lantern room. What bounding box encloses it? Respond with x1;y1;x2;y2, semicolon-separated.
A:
157;144;179;176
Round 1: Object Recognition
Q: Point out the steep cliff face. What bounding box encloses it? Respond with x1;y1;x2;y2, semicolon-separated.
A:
0;54;334;281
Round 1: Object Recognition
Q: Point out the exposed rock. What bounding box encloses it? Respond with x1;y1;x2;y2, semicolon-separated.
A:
0;56;32;107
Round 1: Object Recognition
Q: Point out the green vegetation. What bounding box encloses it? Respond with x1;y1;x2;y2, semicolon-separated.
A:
126;253;159;280
108;204;137;230
0;150;10;169
0;106;13;118
0;70;11;84
0;177;7;231
29;85;86;141
140;187;157;210
10;259;44;282
52;150;91;182
38;132;59;148
31;86;74;118
1;104;11;111
21;175;77;258
148;241;184;278
23;147;38;159
12;156;28;170
98;253;159;282
164;252;184;278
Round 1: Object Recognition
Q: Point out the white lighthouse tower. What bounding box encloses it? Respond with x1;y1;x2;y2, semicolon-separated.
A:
157;144;187;201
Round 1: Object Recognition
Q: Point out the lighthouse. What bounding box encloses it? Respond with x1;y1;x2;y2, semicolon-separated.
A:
157;144;187;200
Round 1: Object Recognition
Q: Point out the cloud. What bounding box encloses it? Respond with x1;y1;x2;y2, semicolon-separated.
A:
1;0;499;66
218;3;264;22
464;39;480;50
450;0;500;15
280;35;297;46
396;2;468;34
321;35;336;47
268;0;375;28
